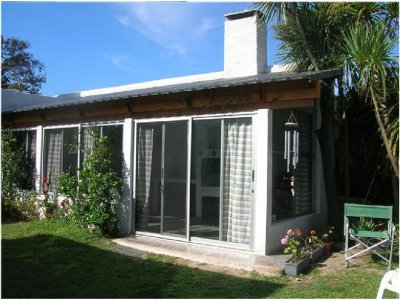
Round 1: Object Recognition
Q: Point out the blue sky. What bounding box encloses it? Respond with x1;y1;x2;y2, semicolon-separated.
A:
2;2;281;96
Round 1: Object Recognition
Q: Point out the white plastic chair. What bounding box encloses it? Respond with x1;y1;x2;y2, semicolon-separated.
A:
376;268;400;299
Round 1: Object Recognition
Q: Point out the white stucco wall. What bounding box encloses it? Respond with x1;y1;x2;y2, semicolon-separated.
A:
253;109;271;254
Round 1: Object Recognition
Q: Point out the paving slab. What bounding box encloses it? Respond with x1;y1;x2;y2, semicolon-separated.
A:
114;235;289;276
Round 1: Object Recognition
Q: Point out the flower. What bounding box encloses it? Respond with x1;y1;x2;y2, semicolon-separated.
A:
304;229;323;254
281;228;308;262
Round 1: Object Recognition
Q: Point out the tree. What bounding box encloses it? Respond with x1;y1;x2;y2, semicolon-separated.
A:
342;22;399;177
1;36;46;94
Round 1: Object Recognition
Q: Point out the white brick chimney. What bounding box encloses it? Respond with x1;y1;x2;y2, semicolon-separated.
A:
224;10;267;78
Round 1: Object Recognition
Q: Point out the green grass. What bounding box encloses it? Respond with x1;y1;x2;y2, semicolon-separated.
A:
2;219;398;298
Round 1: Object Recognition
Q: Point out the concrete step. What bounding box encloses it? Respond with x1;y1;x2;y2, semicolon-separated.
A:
114;235;288;276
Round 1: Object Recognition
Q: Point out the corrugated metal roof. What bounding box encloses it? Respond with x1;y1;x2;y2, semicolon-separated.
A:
2;69;341;114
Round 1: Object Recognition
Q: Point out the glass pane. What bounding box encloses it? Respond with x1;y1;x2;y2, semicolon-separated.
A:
190;120;221;240
102;125;123;177
14;130;36;190
135;123;162;233
43;127;78;191
163;121;187;236
272;109;313;221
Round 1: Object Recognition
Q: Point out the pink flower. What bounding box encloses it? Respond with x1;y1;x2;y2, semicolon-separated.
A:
287;229;293;236
281;237;289;246
309;229;317;235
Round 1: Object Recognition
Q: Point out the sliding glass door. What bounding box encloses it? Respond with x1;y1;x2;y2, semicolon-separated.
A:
135;121;188;238
135;117;253;246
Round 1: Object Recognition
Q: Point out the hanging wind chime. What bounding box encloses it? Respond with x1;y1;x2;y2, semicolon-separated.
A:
284;110;299;172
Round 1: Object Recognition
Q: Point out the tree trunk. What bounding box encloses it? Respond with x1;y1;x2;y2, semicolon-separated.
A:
316;80;341;233
285;7;320;71
370;88;399;177
339;80;350;202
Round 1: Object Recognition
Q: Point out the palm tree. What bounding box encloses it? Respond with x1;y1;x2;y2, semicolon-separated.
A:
342;23;399;177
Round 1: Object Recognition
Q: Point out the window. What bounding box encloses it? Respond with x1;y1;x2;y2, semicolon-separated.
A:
43;127;79;190
272;109;313;221
13;129;37;190
80;125;123;177
43;124;123;192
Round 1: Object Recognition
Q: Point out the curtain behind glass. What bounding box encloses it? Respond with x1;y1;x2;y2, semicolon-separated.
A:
136;125;154;231
44;130;63;189
222;118;253;244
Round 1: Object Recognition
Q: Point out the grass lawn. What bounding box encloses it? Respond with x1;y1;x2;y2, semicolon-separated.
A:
2;219;398;298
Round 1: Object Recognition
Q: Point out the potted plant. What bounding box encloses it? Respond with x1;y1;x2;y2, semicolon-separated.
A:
281;229;310;275
305;229;324;262
322;226;334;254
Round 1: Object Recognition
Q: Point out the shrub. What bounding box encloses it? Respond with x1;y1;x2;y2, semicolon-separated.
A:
1;129;24;203
60;126;122;236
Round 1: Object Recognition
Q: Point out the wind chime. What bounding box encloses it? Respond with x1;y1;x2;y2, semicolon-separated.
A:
284;110;299;172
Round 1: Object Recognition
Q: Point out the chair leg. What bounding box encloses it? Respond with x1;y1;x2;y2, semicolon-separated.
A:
345;229;349;268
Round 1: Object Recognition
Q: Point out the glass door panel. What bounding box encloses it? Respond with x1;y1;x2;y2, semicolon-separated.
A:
190;118;253;245
135;123;162;233
135;121;188;238
162;122;188;237
190;120;221;240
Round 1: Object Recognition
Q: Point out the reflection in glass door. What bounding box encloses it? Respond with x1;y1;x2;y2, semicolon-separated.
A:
135;121;187;238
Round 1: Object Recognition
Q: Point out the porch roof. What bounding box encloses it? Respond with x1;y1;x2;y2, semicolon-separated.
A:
3;69;341;114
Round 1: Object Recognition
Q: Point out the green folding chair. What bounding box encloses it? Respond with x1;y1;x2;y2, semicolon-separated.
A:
344;203;395;270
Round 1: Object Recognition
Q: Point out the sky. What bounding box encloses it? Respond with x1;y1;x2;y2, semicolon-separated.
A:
2;1;281;96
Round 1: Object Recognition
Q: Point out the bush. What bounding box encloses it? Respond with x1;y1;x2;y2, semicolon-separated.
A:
1;129;24;203
60;126;122;236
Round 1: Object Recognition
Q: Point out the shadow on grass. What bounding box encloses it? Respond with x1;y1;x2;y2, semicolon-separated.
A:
2;234;284;298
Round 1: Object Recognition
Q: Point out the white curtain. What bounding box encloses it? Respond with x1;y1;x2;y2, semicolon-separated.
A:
45;130;63;189
222;118;253;244
136;125;154;231
81;127;94;164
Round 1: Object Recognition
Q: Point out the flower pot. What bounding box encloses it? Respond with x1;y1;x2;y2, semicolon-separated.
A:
323;242;333;254
284;257;310;276
310;247;324;263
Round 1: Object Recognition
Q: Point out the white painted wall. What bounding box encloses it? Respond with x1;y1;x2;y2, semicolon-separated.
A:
117;118;134;236
253;109;271;255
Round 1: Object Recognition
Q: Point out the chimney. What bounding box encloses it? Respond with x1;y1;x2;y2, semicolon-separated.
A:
224;10;267;78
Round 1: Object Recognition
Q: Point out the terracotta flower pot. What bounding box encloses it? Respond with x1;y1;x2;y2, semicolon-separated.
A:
323;242;333;254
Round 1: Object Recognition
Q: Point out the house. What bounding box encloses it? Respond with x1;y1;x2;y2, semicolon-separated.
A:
1;10;341;255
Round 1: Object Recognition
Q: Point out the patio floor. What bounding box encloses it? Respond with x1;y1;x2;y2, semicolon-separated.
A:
114;235;289;276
